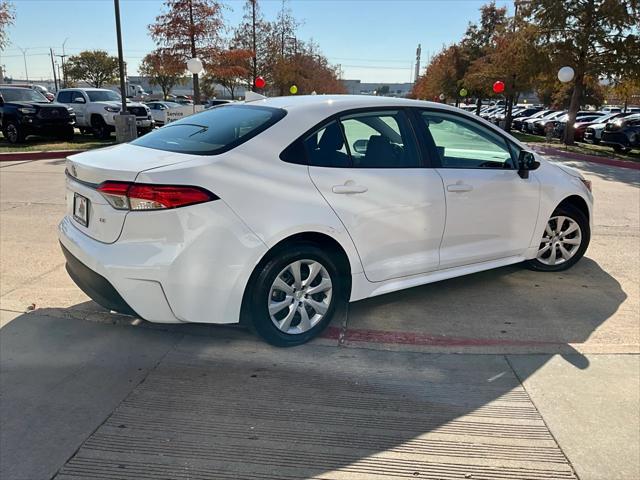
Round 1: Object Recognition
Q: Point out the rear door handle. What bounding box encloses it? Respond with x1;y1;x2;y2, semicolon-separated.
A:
332;182;368;194
447;183;474;193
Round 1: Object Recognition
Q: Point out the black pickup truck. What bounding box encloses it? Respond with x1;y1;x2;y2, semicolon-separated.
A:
0;86;76;144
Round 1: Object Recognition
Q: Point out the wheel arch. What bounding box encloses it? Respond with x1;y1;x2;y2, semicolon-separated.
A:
557;194;591;224
239;230;355;325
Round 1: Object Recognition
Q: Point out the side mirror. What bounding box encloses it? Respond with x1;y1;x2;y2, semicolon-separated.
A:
517;150;540;179
353;139;368;154
73;96;86;104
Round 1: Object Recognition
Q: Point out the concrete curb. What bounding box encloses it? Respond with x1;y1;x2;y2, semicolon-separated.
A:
530;144;640;170
0;150;83;162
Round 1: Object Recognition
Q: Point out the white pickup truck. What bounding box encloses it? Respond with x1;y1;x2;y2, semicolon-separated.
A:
55;88;154;139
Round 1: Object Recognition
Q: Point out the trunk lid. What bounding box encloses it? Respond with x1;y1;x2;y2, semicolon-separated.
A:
65;143;200;243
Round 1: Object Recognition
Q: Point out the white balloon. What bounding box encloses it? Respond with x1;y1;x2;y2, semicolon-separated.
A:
558;66;575;83
439;93;446;100
187;57;204;74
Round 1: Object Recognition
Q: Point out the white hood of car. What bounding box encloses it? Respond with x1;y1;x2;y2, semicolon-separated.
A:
549;161;585;180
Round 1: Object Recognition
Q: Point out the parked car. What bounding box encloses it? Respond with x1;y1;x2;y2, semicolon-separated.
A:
60;95;593;346
0;83;55;102
601;113;640;152
145;100;182;126
55;88;153;139
532;111;567;135
205;99;233;108
522;110;558;133
553;113;604;140
0;86;75;144
583;112;633;144
514;109;553;131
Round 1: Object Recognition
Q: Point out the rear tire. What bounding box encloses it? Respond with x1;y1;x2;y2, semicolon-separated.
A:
92;117;111;140
4;122;26;144
57;125;75;141
525;204;590;272
244;243;346;347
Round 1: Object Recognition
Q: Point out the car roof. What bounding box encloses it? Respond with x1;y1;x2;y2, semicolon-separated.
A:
248;94;470;116
58;87;112;91
0;85;31;90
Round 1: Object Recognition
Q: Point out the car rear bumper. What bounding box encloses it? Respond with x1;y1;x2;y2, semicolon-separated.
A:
61;243;139;317
58;199;268;325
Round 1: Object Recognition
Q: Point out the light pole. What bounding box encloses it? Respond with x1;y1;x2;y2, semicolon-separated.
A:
558;66;575;144
61;37;69;88
187;57;203;113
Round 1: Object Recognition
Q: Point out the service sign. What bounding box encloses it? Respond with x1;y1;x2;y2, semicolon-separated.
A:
163;105;206;124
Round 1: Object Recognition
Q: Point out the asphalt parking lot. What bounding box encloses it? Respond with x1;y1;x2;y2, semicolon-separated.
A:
0;156;638;479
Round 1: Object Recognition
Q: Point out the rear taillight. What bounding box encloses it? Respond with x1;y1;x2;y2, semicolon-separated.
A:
97;181;218;211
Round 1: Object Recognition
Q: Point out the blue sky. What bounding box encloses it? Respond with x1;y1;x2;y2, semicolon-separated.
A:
2;0;512;83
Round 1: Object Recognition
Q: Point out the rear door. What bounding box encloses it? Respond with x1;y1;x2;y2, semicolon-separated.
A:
307;109;446;282
414;109;540;269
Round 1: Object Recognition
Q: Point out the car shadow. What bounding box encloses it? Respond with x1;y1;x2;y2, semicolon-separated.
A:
547;156;640;187
0;256;626;479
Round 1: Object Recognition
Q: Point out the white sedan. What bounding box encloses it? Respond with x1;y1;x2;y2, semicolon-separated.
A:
59;95;593;346
144;101;183;126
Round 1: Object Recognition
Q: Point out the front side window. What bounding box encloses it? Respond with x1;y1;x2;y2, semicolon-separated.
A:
132;105;286;155
419;111;514;169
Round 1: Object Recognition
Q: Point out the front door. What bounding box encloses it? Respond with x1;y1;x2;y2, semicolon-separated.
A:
415;110;541;269
307;110;446;282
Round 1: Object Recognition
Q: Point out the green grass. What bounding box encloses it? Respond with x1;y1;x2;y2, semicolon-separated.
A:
512;132;640;163
0;131;115;153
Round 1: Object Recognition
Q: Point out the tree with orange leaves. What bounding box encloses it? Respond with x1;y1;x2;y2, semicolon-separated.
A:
140;49;187;100
204;48;253;99
149;0;224;104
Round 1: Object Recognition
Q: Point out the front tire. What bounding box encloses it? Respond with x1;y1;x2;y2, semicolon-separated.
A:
245;243;346;347
525;204;590;272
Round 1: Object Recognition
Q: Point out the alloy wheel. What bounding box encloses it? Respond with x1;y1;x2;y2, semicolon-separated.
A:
536;215;582;266
268;259;333;335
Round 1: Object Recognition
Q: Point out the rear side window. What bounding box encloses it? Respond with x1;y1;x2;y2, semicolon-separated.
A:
132;105;286;155
299;110;421;169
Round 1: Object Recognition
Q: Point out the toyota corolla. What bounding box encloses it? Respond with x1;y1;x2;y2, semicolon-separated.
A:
59;95;593;346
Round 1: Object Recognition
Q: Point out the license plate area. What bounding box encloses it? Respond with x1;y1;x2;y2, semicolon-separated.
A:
73;192;89;227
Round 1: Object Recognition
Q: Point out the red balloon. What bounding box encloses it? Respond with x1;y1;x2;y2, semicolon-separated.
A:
254;76;266;89
493;80;505;94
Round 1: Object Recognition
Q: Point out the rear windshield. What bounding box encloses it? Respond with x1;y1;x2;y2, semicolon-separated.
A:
132;105;286;155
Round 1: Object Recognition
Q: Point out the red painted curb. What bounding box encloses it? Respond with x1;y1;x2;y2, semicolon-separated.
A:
0;150;84;162
530;144;640;170
321;326;563;347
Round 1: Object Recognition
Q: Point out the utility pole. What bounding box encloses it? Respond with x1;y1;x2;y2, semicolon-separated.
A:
113;0;137;141
49;49;58;91
414;44;421;83
61;38;69;88
55;54;67;88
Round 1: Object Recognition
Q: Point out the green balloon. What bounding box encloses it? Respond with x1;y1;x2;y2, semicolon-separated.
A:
459;88;468;97
289;85;298;95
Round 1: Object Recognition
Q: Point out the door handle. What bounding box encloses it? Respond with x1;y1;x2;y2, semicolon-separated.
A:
332;181;368;194
447;183;473;193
